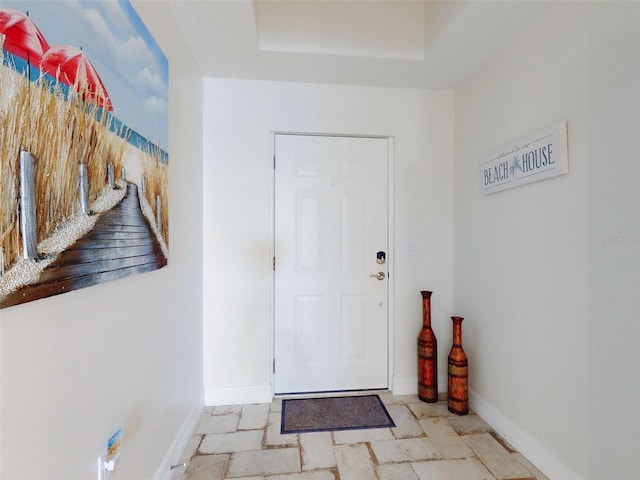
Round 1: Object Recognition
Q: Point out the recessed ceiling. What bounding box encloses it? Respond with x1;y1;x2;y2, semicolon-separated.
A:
134;0;556;90
255;0;425;60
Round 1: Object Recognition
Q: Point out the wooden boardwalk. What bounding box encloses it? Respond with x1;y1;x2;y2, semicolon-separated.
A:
1;183;167;308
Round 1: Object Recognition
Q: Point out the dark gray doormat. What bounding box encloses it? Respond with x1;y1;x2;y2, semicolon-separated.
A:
280;394;395;434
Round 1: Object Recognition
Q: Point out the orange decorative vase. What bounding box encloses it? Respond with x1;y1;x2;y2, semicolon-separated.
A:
447;316;468;415
417;291;438;402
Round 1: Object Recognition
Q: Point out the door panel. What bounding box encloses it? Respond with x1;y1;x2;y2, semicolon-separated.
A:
274;134;389;394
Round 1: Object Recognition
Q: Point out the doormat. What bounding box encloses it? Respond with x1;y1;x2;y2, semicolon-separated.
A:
280;394;395;434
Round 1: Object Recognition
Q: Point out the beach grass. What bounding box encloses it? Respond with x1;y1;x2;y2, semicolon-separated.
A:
141;143;169;247
0;60;130;273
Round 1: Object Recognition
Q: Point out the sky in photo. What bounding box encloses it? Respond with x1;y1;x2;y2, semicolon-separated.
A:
2;0;169;154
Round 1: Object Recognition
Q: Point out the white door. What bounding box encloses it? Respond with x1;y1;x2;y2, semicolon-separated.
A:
274;134;389;394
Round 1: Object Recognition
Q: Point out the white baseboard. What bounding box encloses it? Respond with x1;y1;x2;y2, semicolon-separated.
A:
204;385;273;406
392;375;448;396
469;389;583;480
153;393;204;480
392;377;417;395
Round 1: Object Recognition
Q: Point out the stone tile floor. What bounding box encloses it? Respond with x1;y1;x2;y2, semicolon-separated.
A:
171;392;549;480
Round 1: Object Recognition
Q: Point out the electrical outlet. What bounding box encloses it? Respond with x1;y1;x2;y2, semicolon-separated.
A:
97;455;114;480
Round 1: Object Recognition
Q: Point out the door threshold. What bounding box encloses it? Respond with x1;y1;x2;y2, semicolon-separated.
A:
275;388;390;399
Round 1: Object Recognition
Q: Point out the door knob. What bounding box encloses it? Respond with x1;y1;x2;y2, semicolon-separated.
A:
369;272;386;281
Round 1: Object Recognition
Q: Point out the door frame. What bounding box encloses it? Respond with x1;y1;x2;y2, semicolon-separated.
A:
269;131;395;396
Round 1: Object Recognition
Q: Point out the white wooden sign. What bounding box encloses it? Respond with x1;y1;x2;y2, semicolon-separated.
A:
481;122;568;194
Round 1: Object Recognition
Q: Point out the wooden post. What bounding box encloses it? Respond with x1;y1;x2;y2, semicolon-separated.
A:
107;163;115;189
156;194;162;231
79;163;90;214
19;150;38;259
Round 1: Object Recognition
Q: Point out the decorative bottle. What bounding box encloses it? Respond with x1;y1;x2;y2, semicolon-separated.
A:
447;316;468;415
417;291;438;402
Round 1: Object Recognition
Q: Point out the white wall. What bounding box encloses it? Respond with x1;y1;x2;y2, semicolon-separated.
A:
0;4;204;479
454;3;640;480
203;79;455;404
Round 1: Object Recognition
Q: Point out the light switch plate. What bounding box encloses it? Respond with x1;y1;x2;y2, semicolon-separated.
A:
406;241;415;255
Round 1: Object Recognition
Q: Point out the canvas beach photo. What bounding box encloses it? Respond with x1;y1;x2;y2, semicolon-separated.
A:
0;0;169;308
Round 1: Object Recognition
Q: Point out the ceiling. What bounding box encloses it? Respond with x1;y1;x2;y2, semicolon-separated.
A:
140;0;553;90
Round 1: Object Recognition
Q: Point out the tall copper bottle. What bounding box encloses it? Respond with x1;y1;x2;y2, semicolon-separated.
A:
417;291;438;402
447;316;468;415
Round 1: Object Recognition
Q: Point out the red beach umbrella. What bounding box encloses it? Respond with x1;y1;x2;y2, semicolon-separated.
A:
41;45;114;111
0;7;50;66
